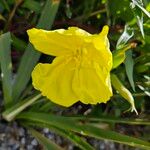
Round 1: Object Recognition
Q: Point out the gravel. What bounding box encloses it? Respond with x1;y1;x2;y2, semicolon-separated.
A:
0;115;74;150
0;100;144;150
0;120;38;150
0;116;118;150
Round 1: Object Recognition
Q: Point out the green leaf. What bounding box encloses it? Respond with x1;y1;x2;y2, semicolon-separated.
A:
130;0;146;38
125;50;135;91
24;115;150;150
12;44;40;102
108;0;133;22
136;63;150;73
2;93;42;122
68;116;150;126
26;122;94;150
111;73;137;114
65;3;72;19
22;0;41;13
11;34;27;51
12;0;60;102
0;13;6;21
46;126;94;150
29;128;63;150
17;112;150;149
0;32;12;108
36;0;60;30
116;25;134;49
39;100;54;112
112;25;134;69
132;0;150;18
1;0;10;12
113;44;132;69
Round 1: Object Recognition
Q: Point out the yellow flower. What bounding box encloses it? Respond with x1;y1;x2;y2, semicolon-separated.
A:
27;26;113;107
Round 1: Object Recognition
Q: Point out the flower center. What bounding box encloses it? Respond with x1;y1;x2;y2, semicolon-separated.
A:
72;48;88;68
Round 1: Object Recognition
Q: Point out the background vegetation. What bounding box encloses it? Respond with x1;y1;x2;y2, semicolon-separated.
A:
0;0;150;149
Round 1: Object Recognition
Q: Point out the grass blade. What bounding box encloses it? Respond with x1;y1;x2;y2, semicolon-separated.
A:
26;122;94;150
0;32;12;108
68;116;150;126
29;128;63;150
22;0;42;13
130;0;145;38
39;101;55;112
12;0;60;101
3;93;41;121
11;34;27;51
132;0;150;18
45;126;94;150
125;50;135;91
17;112;150;149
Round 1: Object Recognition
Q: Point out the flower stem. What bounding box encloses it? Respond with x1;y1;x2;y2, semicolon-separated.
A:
2;93;42;122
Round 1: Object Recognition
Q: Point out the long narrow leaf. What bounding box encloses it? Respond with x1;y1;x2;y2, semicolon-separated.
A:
111;73;137;114
130;0;145;37
132;0;150;18
0;32;12;108
113;25;134;69
12;0;60;101
29;128;63;150
3;93;42;121
68;116;150;126
17;112;150;149
125;50;135;91
116;25;134;49
25;122;94;150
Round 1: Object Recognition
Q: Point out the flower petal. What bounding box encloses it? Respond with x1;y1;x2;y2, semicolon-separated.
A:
27;27;90;56
94;26;112;70
32;56;79;107
83;26;112;71
72;63;112;104
30;26;113;106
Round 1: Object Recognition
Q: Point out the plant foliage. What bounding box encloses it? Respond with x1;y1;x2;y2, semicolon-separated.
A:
0;0;149;149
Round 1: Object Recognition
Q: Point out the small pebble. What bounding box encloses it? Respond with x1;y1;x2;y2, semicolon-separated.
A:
12;143;20;150
0;133;5;140
47;133;54;139
8;138;16;146
18;128;25;136
99;142;105;149
31;139;38;146
43;128;49;133
56;136;62;145
21;137;26;145
27;145;33;150
12;122;18;129
0;144;7;150
68;145;73;150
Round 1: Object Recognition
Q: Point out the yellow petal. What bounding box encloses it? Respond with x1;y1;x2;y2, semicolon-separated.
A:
99;25;109;36
72;62;112;104
30;26;113;106
82;26;112;72
32;56;79;107
92;26;112;71
83;41;112;74
65;27;90;36
27;27;90;56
